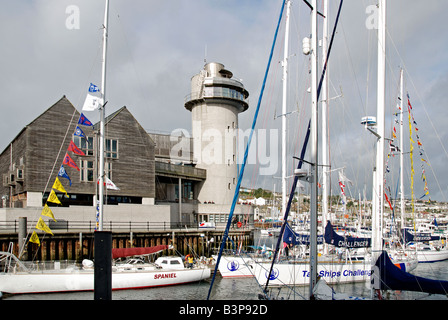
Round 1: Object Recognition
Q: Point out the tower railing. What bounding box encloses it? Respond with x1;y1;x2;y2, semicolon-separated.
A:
184;87;248;105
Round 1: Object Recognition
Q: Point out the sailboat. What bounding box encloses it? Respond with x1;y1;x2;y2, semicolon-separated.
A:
250;0;378;293
0;0;210;297
0;245;210;295
330;0;448;300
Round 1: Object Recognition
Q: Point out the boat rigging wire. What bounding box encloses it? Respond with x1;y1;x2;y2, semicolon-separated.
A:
262;0;344;296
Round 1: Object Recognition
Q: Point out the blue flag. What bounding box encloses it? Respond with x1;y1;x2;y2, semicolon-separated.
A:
74;126;86;138
78;113;93;126
88;83;99;92
58;165;72;186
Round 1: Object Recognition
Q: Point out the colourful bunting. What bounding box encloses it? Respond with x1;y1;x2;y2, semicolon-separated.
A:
52;177;68;197
58;165;72;186
41;204;57;222
36;217;53;235
47;189;62;205
29;231;40;246
63;153;80;171
68;140;85;156
78;113;93;126
74;126;86;138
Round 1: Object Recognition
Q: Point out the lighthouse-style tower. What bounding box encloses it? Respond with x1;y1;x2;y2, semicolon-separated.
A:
184;62;249;205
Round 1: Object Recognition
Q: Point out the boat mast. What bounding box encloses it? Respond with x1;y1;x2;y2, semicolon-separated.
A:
373;0;386;255
371;0;386;297
399;68;405;230
309;0;319;297
281;0;291;218
321;0;329;253
98;0;109;231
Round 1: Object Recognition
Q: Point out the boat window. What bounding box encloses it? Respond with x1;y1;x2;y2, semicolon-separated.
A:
170;260;181;265
162;260;168;264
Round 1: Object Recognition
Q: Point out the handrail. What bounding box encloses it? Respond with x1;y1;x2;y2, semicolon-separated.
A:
0;220;254;233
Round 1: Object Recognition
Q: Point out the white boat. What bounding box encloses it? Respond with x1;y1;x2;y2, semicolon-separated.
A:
407;242;448;263
212;255;257;278
0;248;210;295
253;256;372;287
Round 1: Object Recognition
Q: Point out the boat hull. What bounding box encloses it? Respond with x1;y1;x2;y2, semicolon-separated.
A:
253;261;372;286
416;249;448;263
213;255;256;278
0;268;211;295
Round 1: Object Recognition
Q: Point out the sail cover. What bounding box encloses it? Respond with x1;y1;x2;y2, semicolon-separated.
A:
375;250;448;295
402;228;441;243
324;221;371;248
283;223;324;245
112;245;170;259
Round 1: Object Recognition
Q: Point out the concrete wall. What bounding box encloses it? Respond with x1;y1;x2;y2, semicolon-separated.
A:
0;203;173;225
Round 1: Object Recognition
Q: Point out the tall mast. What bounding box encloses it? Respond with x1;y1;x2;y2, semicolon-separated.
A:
281;0;291;217
399;68;405;229
371;0;386;298
373;0;386;255
309;0;319;298
98;0;109;231
321;0;330;242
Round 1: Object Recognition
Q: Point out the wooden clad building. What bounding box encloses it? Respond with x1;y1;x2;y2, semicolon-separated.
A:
0;96;156;208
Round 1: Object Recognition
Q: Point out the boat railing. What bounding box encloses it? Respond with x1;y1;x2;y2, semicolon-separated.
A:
0;251;30;272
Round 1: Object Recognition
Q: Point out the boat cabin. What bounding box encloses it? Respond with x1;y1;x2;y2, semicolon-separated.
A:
155;256;185;270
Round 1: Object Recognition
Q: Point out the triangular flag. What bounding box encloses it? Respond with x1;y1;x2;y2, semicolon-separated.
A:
36;217;53;235
58;165;72;186
74;126;86;138
29;231;40;246
63;153;80;171
82;93;103;111
78;113;93;126
52;177;68;197
47;189;62;205
88;83;100;93
41;204;57;222
105;177;120;190
68;140;85;156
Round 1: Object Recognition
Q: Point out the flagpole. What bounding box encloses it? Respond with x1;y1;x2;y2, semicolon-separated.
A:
98;0;109;232
94;0;112;301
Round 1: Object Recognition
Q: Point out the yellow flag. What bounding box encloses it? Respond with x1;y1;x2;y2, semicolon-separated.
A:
52;177;68;197
36;217;53;235
47;189;62;205
29;231;40;246
41;204;57;222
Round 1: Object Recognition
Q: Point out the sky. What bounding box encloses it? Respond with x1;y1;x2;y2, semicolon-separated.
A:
1;0;448;204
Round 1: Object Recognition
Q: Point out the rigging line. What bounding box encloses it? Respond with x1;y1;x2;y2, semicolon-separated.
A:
386;29;448;202
263;0;344;293
206;0;287;301
26;31;104;255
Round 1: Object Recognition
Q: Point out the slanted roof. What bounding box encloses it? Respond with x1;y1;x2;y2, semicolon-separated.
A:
0;95;78;155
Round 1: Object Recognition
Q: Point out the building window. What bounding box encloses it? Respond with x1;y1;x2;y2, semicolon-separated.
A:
80;160;94;182
105;162;112;180
106;139;118;159
74;136;94;156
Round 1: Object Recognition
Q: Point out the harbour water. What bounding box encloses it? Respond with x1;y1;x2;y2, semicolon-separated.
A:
4;231;448;301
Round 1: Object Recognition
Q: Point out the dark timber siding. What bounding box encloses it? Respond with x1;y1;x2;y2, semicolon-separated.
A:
0;96;156;207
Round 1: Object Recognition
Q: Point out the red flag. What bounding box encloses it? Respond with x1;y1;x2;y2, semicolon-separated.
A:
63;153;80;171
68;141;85;156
